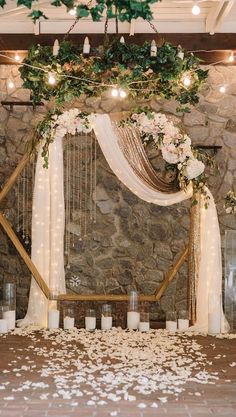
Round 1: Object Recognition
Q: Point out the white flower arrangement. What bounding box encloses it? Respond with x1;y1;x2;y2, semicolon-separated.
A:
131;111;205;183
129;111;209;204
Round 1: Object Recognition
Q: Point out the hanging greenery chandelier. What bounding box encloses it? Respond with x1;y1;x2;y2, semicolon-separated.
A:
19;38;208;108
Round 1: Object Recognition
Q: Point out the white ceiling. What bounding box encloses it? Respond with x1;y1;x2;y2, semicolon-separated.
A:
0;0;235;34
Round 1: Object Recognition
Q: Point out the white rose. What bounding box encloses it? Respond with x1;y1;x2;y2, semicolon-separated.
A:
185;158;205;180
161;144;179;164
226;207;233;214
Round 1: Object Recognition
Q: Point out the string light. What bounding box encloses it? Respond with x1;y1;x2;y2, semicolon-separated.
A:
192;3;201;15
8;79;14;89
14;52;21;62
228;51;234;63
68;7;76;16
119;89;127;98
219;85;226;93
111;87;119;97
48;72;56;85
183;75;192;87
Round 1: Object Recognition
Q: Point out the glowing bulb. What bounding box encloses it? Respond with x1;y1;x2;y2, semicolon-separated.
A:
8;79;14;89
111;87;119;97
219;85;226;93
14;52;20;62
119;89;127;98
48;72;56;85
68;7;76;16
183;76;191;87
192;3;201;15
228;52;234;63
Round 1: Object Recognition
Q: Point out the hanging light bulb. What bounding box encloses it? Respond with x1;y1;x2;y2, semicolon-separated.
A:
8;79;14;89
14;52;21;62
111;87;119;97
48;72;56;85
68;7;76;16
219;85;226;93
120;36;125;44
192;3;201;15
228;51;234;63
119;89;127;98
183;75;191;87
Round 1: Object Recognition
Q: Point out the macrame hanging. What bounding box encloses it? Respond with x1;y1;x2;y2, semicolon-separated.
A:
64;131;97;268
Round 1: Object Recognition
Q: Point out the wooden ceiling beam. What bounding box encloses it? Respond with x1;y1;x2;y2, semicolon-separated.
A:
0;33;236;64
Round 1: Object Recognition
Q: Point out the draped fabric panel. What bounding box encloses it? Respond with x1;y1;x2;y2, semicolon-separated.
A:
18;132;65;327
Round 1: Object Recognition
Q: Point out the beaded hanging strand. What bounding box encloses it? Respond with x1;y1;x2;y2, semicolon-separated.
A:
25;163;29;245
90;132;93;222
84;132;88;237
93;131;97;224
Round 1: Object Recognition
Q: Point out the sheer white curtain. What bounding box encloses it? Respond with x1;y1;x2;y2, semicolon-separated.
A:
92;114;228;333
18;131;65;327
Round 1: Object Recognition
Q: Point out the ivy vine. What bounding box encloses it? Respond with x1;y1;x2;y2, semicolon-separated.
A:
0;0;158;23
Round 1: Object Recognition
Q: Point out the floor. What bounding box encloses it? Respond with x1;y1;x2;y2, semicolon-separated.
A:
0;329;235;417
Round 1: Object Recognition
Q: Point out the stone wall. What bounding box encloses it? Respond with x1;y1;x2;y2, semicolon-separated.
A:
0;64;235;320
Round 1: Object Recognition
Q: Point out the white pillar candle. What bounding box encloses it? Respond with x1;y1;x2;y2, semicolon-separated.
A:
63;316;75;330
0;319;8;333
85;316;96;331
3;310;15;330
208;313;221;335
48;309;60;329
166;320;177;332
101;315;112;330
83;37;90;54
139;322;150;332
127;311;140;330
178;319;189;331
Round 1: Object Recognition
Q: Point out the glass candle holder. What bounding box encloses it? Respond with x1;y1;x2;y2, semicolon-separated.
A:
101;304;112;330
208;293;221;335
166;311;177;332
127;291;140;330
0;304;9;334
63;307;75;330
2;283;16;330
177;309;189;331
85;309;96;331
139;311;150;332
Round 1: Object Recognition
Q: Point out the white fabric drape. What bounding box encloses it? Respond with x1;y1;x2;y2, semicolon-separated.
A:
18;132;65;327
92;114;228;333
91;114;193;206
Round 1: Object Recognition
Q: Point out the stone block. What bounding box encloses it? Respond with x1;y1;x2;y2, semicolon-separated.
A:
183;109;206;126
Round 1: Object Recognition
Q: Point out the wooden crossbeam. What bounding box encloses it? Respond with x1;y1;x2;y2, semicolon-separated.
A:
0;213;50;299
154;246;189;299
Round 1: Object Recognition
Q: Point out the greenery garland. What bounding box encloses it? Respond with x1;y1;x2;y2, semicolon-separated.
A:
20;39;208;107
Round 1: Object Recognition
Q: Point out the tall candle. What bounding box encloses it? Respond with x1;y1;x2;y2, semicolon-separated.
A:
166;321;177;332
208;314;221;335
63;316;75;330
127;311;140;330
101;315;112;330
3;310;15;330
85;316;96;331
0;319;8;333
48;309;60;329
